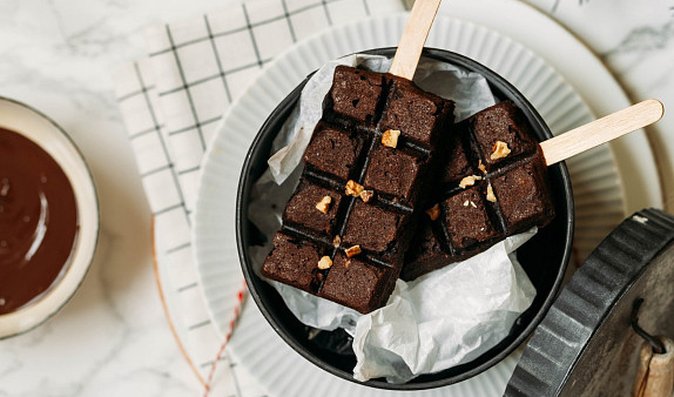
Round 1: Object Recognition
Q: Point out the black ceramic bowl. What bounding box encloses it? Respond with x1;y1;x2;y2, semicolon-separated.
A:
236;48;574;390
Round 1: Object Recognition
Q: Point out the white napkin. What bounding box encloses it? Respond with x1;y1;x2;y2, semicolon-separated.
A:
112;0;404;393
352;232;537;382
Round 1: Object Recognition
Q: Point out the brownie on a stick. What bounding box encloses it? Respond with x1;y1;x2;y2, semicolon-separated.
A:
262;66;454;313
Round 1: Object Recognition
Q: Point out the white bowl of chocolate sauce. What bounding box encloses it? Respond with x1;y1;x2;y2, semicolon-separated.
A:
0;97;99;339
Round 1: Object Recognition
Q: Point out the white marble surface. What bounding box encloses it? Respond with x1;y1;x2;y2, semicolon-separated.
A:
0;0;671;396
525;0;674;210
0;1;237;396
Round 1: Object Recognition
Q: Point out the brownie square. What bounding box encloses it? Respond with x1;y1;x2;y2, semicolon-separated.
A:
402;219;451;280
491;156;553;230
319;253;396;313
380;77;451;148
342;200;405;254
283;180;343;236
261;232;325;292
328;66;384;124
442;187;499;250
439;125;474;184
303;123;363;180
470;101;537;169
362;145;424;204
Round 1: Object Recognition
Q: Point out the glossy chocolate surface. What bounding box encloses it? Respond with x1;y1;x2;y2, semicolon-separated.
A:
0;128;78;315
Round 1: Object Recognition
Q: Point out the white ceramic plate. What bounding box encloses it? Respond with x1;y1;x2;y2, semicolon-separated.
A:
194;3;662;396
0;97;99;339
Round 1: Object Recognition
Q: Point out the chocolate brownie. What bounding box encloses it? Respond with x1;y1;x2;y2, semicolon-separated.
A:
362;145;424;206
440;127;474;184
263;232;326;291
380;76;451;148
342;200;405;254
328;66;384;125
283;181;344;236
303;123;364;181
491;154;553;230
405;218;451;276
469;101;537;170
261;65;455;312
319;254;396;313
401;101;555;280
442;187;499;250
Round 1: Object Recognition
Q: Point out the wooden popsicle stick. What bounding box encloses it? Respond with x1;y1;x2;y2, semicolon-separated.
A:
540;99;664;166
389;0;442;80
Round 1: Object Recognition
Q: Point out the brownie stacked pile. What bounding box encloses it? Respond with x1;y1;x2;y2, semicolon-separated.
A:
403;102;555;280
262;65;454;313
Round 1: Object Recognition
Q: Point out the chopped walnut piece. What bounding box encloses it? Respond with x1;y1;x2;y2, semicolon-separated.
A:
478;160;487;174
317;256;333;270
359;190;374;203
315;195;332;214
490;140;511;160
486;183;497;203
425;204;440;221
381;129;401;148
345;245;362;258
459;175;482;189
332;235;341;248
469;201;477;209
463;200;470;207
345;180;364;197
344;259;351;269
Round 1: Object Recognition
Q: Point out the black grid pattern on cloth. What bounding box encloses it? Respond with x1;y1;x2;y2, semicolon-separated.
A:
115;63;237;385
117;61;192;243
115;61;216;342
146;0;377;181
113;0;404;390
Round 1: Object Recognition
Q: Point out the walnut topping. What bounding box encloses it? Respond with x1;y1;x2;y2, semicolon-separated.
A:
344;259;351;269
345;180;364;197
426;204;440;221
332;235;341;248
359;190;374;203
381;129;401;148
459;175;482;189
315;195;332;214
462;199;477;208
490;140;511;160
478;160;487;174
486;183;497;203
317;256;333;270
345;245;362;258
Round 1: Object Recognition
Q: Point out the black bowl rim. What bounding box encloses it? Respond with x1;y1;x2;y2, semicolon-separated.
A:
236;47;574;390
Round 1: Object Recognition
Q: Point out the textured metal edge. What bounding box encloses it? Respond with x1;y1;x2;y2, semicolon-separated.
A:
504;208;674;396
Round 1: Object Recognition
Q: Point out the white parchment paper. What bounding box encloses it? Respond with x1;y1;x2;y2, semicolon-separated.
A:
248;54;537;383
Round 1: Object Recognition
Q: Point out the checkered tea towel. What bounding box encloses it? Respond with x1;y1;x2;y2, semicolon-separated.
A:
112;0;404;394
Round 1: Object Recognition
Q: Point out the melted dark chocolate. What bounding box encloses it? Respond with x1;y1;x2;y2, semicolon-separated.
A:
0;128;78;314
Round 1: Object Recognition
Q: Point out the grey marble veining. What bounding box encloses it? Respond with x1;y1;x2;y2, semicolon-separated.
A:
0;0;235;396
0;0;672;396
526;0;674;210
600;14;674;210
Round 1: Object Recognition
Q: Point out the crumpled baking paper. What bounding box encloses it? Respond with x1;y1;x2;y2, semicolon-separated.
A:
248;54;537;383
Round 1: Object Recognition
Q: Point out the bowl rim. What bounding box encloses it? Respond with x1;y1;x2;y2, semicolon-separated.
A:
236;47;574;390
0;96;100;340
